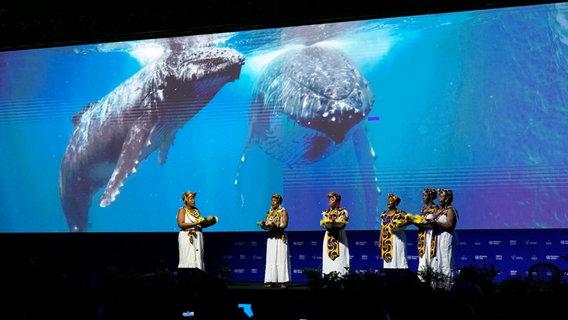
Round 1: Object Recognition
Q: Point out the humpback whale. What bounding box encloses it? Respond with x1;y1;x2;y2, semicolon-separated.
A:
235;44;380;216
60;39;244;232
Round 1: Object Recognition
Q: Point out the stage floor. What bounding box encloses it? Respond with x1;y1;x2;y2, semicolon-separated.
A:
227;281;310;290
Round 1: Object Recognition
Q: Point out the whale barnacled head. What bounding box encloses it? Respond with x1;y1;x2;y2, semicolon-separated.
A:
248;44;374;166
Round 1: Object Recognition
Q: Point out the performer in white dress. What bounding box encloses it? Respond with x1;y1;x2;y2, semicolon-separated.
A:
416;188;440;278
259;193;291;288
320;192;350;276
177;191;205;270
431;188;459;289
379;193;410;269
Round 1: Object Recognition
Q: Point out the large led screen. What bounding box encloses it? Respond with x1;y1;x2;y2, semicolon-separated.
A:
1;2;568;232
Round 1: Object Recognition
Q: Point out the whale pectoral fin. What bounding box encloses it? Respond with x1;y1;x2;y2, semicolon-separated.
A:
352;124;381;225
157;132;176;165
234;131;255;208
352;125;378;187
99;121;154;207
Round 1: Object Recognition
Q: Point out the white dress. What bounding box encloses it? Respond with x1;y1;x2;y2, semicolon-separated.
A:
178;208;204;270
382;229;408;269
321;208;350;276
431;208;459;284
264;235;291;283
417;213;435;274
264;207;291;284
380;209;408;269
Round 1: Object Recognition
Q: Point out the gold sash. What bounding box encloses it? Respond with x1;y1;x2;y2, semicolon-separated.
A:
323;208;346;260
183;206;202;244
380;209;403;262
265;207;286;243
187;229;197;244
381;226;393;262
418;229;438;259
429;233;438;258
417;203;439;258
327;233;339;260
417;229;426;258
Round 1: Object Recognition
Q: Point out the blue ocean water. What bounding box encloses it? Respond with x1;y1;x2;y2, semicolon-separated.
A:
1;3;567;232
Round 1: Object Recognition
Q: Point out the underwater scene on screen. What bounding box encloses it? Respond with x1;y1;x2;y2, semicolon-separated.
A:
1;2;567;232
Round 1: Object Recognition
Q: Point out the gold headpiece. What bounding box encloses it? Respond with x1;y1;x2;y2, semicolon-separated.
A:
182;191;197;203
327;192;341;203
388;193;401;206
437;188;453;201
272;193;283;204
423;188;437;199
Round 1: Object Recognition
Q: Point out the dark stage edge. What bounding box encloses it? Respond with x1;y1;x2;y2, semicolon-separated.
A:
227;281;310;290
226;281;312;303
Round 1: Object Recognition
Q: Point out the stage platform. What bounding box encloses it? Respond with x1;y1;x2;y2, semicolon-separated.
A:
227;281;311;293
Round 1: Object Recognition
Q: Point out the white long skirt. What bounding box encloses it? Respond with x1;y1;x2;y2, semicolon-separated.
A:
322;229;350;276
264;235;291;283
383;230;408;269
178;230;204;270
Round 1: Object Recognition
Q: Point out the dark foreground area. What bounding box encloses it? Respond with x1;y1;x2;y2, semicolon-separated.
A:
1;257;566;320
